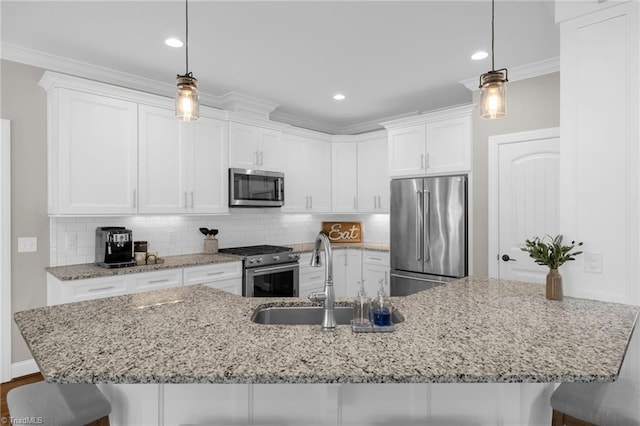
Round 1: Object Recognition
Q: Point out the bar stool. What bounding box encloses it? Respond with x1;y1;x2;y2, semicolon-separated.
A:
550;329;640;426
7;382;111;426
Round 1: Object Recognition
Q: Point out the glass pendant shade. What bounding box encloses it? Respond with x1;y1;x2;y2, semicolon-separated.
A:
175;74;199;121
479;69;507;119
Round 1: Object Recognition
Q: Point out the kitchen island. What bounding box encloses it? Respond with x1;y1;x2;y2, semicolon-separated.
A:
14;277;639;425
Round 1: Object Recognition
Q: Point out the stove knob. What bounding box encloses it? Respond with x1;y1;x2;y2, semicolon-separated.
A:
289;253;300;260
256;257;264;263
273;255;280;261
248;258;256;264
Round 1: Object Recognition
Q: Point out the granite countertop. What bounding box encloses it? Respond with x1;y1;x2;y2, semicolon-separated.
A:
14;277;638;385
46;253;244;281
46;242;389;281
288;242;389;253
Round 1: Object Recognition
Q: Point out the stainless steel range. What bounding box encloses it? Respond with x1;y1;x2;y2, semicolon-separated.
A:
218;245;300;297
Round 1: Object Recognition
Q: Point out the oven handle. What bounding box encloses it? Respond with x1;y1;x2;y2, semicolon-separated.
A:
252;264;298;274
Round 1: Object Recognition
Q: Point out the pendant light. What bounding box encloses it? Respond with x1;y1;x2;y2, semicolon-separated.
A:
175;0;199;121
479;0;508;119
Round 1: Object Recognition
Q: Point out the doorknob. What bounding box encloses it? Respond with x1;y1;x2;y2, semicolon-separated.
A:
501;254;516;262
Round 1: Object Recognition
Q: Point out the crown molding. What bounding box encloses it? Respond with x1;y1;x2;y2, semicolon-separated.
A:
219;91;279;120
459;57;560;91
381;104;474;130
269;110;344;135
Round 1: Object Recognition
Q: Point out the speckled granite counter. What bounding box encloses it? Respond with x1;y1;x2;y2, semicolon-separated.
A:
287;242;389;253
46;253;244;281
15;277;637;384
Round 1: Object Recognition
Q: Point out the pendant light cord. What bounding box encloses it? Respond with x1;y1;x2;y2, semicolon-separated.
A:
185;0;189;75
491;0;495;72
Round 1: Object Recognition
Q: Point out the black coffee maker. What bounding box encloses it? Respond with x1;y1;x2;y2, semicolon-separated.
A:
95;227;136;268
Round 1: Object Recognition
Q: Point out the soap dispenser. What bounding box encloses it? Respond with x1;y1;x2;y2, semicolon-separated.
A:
371;278;392;326
353;280;371;327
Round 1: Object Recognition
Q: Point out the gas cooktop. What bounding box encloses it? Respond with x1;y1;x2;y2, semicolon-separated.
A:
218;245;293;256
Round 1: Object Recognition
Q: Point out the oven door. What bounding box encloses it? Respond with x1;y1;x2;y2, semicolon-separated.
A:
244;262;299;297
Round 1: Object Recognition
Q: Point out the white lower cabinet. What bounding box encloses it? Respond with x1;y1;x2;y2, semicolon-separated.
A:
361;250;390;296
182;262;243;295
333;249;362;298
102;382;553;426
47;261;242;305
298;252;325;297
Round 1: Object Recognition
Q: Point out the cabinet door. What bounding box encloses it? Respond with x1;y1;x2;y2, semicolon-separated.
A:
388;124;426;177
280;134;309;212
345;249;363;297
138;104;187;214
363;265;389;296
258;128;282;170
357;137;388;212
55;89;138;214
331;143;358;212
229;122;259;169
425;116;471;174
306;138;332;212
128;269;183;294
187;114;228;213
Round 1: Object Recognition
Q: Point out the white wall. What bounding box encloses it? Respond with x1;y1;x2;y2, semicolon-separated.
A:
50;212;390;266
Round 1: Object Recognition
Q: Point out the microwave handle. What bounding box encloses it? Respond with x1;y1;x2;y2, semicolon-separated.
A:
277;179;283;201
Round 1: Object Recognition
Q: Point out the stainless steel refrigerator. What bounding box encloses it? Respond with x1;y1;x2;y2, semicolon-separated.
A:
390;175;468;296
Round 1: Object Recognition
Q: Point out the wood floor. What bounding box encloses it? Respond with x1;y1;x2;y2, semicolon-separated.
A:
0;373;44;422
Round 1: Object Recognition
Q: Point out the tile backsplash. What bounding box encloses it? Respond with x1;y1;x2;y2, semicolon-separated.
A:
50;211;389;266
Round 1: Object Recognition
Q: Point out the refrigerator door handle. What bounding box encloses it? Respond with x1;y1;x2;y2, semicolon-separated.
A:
424;190;430;261
415;189;423;261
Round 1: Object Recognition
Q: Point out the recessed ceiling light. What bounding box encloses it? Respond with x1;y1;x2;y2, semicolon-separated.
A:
165;38;184;48
333;93;346;101
471;51;489;60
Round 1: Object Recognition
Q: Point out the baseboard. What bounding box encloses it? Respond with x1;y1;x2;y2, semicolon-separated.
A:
11;359;38;378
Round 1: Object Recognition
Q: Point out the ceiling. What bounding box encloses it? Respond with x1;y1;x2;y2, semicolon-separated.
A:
1;1;559;134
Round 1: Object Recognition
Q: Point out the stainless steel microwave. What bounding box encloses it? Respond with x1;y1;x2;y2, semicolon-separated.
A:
229;168;284;207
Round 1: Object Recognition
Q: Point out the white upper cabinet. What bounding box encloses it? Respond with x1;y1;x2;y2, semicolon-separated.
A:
138;104;187;214
228;122;281;170
138;105;229;215
425;115;471;175
281;134;331;213
387;124;426;177
331;143;358;212
48;88;138;215
384;105;472;178
357;137;389;212
187;113;228;214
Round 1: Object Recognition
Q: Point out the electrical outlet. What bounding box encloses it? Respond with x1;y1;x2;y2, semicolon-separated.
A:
65;232;77;250
584;252;603;273
17;237;37;253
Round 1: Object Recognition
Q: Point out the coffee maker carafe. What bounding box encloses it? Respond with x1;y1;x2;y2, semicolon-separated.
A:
95;227;136;268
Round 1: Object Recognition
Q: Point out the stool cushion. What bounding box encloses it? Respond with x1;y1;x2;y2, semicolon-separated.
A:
7;382;111;426
551;381;640;426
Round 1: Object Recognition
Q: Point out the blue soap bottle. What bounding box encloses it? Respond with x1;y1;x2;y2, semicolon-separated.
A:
371;279;392;326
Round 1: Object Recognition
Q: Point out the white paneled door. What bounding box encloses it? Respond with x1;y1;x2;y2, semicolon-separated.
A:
488;128;560;282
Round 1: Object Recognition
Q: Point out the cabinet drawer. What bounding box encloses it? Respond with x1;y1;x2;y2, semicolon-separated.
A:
183;262;242;286
67;276;128;302
128;269;182;293
362;251;389;266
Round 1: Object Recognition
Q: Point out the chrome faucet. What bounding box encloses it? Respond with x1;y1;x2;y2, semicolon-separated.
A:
308;232;336;331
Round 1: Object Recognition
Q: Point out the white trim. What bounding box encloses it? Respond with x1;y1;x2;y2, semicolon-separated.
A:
487;127;560;279
11;359;39;379
0;120;11;382
459;57;560;92
380;104;474;130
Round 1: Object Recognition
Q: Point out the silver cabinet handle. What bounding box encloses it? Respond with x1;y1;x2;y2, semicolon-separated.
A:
425;153;430;169
420;154;425;170
88;286;115;293
254;151;259;166
132;189;137;209
373;196;377;209
367;257;382;261
207;271;225;276
309;195;313;209
377;196;382;209
305;196;309;209
148;278;170;284
191;191;194;208
184;191;188;208
259;151;264;166
354;196;357;210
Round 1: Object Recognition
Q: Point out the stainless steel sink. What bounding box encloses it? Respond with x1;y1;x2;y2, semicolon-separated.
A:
251;306;404;325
